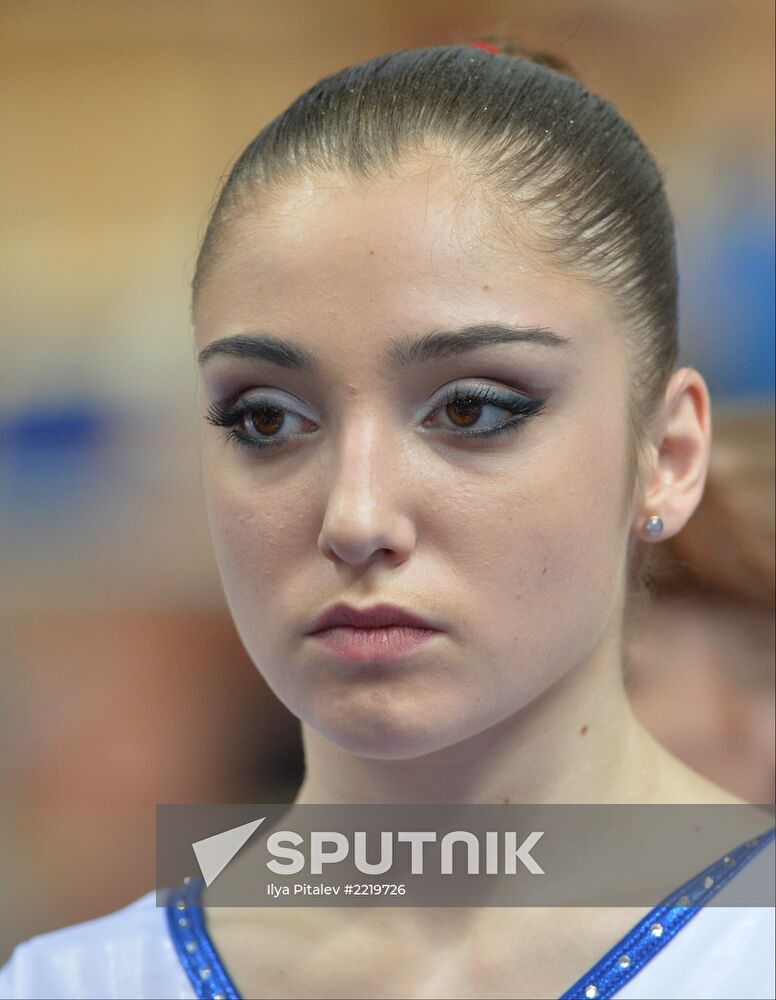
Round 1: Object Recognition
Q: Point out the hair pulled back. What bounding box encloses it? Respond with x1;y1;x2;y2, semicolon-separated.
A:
193;37;681;602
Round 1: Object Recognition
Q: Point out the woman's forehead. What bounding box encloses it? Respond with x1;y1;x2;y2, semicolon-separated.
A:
193;170;618;354
214;166;551;275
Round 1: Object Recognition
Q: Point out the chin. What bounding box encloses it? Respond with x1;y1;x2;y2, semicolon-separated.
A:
329;730;447;760
309;688;485;760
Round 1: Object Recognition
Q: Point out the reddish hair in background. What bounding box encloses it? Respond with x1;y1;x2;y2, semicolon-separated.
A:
627;407;775;803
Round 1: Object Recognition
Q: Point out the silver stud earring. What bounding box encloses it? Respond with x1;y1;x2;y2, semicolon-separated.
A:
644;514;664;537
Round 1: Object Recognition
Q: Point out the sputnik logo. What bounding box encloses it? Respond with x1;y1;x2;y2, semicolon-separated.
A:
192;817;545;886
192;817;267;886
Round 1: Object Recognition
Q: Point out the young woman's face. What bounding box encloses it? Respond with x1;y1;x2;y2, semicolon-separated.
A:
194;163;637;758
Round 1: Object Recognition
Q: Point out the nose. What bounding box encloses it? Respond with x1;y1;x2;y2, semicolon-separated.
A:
317;421;416;570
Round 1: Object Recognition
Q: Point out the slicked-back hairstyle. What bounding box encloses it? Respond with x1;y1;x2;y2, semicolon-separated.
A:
192;38;682;610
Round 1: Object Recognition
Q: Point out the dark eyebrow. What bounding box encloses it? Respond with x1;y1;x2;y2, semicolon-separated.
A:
386;324;571;367
197;333;319;372
197;324;570;371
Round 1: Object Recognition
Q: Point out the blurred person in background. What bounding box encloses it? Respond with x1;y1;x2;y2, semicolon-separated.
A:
1;34;774;1000
627;407;775;805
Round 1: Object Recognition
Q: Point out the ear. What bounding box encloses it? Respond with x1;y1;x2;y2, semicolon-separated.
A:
632;367;712;542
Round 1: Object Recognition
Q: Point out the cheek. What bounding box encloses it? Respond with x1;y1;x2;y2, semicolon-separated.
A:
438;400;630;677
209;495;287;581
200;444;314;636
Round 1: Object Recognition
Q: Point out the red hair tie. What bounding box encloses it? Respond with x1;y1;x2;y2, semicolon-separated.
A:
468;41;502;55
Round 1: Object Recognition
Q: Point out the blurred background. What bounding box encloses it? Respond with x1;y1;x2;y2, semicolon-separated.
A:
0;0;773;962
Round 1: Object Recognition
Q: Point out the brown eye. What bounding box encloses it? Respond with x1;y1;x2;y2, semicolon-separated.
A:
423;383;546;441
445;397;482;428
205;394;319;452
244;405;285;437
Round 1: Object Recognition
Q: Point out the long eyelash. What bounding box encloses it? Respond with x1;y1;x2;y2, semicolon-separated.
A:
204;385;547;453
204;397;289;452
436;385;546;439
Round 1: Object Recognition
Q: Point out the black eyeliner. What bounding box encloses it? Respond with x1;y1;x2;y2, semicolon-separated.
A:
204;384;547;453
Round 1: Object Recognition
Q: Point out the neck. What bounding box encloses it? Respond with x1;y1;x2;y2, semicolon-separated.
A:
294;632;666;807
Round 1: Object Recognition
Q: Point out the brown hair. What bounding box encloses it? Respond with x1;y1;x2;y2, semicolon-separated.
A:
647;406;775;612
193;37;680;599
